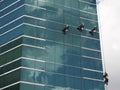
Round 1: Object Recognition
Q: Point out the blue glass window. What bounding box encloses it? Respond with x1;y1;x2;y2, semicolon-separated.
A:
1;38;22;53
0;0;24;16
1;26;24;45
1;6;24;26
65;66;81;77
46;62;55;72
82;70;103;80
81;37;101;50
0;17;24;35
65;54;81;67
0;47;22;65
0;0;18;10
46;41;55;63
81;49;101;59
82;57;103;71
79;1;97;13
45;72;56;86
22;46;46;60
55;64;65;74
83;79;104;90
24;25;46;39
55;74;65;87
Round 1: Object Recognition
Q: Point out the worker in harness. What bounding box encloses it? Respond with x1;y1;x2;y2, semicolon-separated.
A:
89;26;96;35
103;72;109;85
77;23;84;31
62;24;69;35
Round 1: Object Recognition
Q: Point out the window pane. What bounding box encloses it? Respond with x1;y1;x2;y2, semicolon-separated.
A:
81;49;101;59
79;1;97;13
82;37;100;50
0;47;22;65
82;57;103;71
45;72;56;86
55;74;65;87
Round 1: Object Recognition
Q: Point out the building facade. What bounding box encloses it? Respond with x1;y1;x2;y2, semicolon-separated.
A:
0;0;105;90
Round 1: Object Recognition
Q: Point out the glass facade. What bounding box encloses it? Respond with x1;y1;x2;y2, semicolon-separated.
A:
0;0;105;90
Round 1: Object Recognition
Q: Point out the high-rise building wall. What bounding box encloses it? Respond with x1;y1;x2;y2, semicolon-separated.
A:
0;0;105;90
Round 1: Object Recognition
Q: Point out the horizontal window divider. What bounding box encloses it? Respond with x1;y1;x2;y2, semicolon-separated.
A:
79;0;96;5
23;43;46;50
25;0;97;15
46;71;83;79
0;57;22;68
20;81;45;86
0;43;46;55
0;57;46;68
0;15;46;29
24;3;47;10
0;81;45;90
0;0;20;12
0;4;24;19
0;67;21;77
21;57;46;62
23;22;46;29
82;68;103;73
81;35;99;41
23;35;46;41
80;17;98;22
0;35;46;48
0;81;20;90
46;62;102;74
83;77;103;82
0;44;22;55
46;61;82;69
0;35;23;47
24;14;63;26
46;39;81;48
82;55;101;60
79;9;97;16
0;15;24;29
64;5;97;16
52;72;81;78
46;36;99;48
22;66;45;72
0;66;45;77
24;15;46;21
0;23;24;36
81;47;101;52
24;3;97;21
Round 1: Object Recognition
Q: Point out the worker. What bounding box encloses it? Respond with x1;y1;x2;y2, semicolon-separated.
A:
103;72;109;85
62;24;69;35
77;23;84;31
89;26;96;35
103;72;108;78
104;77;109;85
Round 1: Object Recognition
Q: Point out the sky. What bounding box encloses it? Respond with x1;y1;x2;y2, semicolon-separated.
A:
97;0;120;90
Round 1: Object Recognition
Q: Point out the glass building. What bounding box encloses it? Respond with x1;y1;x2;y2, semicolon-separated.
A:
0;0;105;90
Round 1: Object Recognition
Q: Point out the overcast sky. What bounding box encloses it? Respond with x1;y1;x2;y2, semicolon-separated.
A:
97;0;120;90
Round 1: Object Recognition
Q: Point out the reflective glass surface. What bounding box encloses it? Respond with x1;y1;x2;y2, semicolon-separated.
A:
0;0;104;90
